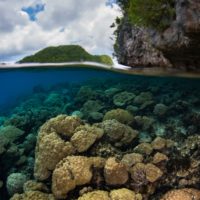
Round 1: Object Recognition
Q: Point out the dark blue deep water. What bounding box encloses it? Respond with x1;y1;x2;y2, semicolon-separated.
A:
1;66;200;199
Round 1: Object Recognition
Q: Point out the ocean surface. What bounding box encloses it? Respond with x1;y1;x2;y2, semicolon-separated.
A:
1;64;200;200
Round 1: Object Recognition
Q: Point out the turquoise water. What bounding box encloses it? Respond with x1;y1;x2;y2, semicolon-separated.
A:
1;66;200;199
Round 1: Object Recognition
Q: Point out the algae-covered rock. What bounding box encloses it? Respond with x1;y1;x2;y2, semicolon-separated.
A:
104;157;128;185
103;109;134;125
113;91;135;107
34;115;80;180
52;156;93;199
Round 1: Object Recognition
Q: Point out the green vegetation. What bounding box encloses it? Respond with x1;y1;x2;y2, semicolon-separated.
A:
117;0;175;31
19;45;113;65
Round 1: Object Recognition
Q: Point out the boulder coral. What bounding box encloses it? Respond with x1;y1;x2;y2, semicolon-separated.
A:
78;188;140;200
52;156;97;199
103;109;134;125
71;125;104;152
104;157;129;185
10;191;55;200
34;115;81;180
161;188;200;200
113;91;135;107
6;173;28;196
101;119;138;147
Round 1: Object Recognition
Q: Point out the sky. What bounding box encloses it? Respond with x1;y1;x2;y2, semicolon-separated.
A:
0;0;121;62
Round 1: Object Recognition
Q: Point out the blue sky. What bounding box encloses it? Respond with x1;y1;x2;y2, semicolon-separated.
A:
22;3;45;21
0;0;121;62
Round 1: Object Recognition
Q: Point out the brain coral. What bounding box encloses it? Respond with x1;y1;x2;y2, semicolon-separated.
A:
161;188;200;200
52;156;94;199
103;109;134;125
34;115;81;181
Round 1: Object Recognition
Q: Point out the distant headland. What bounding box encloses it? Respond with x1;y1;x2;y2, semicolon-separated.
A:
18;45;113;66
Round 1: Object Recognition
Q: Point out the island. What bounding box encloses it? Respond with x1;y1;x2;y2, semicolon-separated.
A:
18;45;113;66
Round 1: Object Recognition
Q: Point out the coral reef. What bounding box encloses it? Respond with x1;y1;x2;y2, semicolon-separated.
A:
0;75;200;200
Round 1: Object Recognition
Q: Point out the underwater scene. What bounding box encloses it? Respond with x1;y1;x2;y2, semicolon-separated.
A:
0;66;200;200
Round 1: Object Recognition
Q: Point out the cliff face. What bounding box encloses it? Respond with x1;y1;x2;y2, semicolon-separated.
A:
116;0;200;70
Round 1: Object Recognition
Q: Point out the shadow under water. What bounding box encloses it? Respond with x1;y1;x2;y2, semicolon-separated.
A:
0;64;200;200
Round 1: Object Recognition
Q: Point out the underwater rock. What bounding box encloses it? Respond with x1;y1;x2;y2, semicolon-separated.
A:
103;109;134;125
6;173;28;196
52;156;94;199
153;103;168;117
10;191;55;200
70;125;104;152
104;157;128;185
34;115;81;180
121;153;144;168
113;91;135;107
161;188;200;200
101;119;138;147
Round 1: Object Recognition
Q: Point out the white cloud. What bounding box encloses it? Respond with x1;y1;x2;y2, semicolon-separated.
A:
0;0;121;61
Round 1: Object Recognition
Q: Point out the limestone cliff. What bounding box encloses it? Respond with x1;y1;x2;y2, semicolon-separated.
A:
115;0;200;70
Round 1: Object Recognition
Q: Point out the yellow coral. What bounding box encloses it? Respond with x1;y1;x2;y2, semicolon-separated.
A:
78;190;110;200
71;125;104;152
161;188;200;200
52;156;93;199
110;188;136;200
34;115;81;180
10;191;55;200
103;109;134;124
